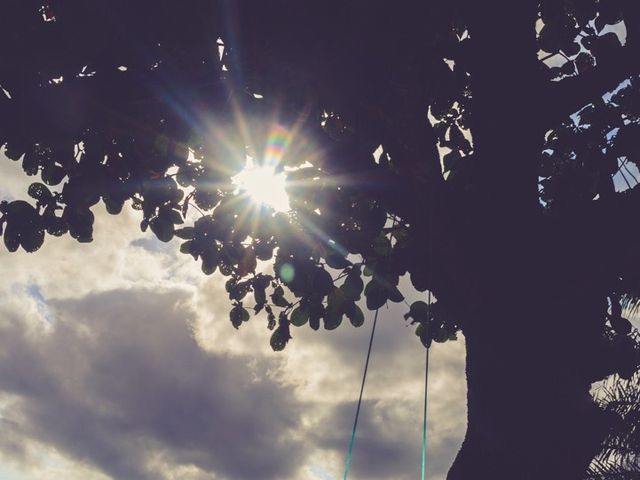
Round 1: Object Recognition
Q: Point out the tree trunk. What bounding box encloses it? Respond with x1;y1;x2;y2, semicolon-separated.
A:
445;214;611;479
434;2;629;477
448;300;608;479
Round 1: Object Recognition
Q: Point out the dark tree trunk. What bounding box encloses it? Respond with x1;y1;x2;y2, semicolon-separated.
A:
439;3;618;477
448;290;609;479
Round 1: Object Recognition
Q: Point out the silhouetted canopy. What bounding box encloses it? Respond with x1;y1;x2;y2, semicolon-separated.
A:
1;1;639;478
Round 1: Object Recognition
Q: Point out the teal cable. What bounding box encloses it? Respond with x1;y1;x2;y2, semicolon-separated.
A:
422;291;432;480
421;344;430;480
344;308;380;479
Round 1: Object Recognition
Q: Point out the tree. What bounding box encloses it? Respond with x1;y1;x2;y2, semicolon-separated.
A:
1;1;639;478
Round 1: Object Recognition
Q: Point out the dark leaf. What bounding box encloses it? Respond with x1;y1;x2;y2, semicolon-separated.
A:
309;303;324;330
326;252;351;269
270;323;292;351
201;246;218;275
103;195;124;215
342;270;364;301
405;301;430;323
230;304;250;329
364;278;387;310
610;316;633;336
150;215;174;242
290;306;310;326
3;222;20;252
179;240;193;254
271;285;290;307
324;308;343;330
27;183;52;203
19;225;45;252
346;303;365;327
175;227;195;239
387;285;404;303
41;164;66;185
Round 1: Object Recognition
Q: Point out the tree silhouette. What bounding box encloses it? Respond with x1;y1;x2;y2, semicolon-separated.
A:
1;1;639;478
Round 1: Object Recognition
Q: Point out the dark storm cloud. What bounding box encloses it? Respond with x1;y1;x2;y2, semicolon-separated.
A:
0;288;306;480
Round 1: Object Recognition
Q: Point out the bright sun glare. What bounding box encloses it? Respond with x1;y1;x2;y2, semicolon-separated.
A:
232;158;290;212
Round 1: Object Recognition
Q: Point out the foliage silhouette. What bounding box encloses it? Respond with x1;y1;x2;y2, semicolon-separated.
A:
1;1;640;478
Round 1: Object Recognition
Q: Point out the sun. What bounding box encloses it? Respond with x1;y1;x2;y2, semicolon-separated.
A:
232;158;290;212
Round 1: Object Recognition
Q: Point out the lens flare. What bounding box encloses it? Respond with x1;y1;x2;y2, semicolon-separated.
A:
232;125;293;212
232;160;289;211
264;124;291;164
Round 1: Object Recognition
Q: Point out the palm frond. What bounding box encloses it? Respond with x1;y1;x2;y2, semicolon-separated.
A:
588;330;640;479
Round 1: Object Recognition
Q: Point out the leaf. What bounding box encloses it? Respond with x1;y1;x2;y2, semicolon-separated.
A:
560;41;581;57
41;164;66;185
238;247;257;276
610;316;632;336
387;285;404;303
255;242;274;260
27;183;52;202
342;270;364;301
270;323;292;351
179;240;193;254
44;215;67;236
290;306;310;327
324;308;343;330
364;279;387;310
346;303;365;327
3;222;20;252
326;252;351;269
169;209;184;225
309;303;324;330
201;246;218;275
194;189;220;210
230;304;250;329
150;215;174;242
433;326;449;343
254;284;267;309
271;285;290;307
405;301;430;323
103;195;124;215
174;227;194;239
327;286;346;311
64;206;94;242
574;52;595;74
21;150;39;174
443;151;462;173
415;323;431;348
312;267;334;296
372;234;391;256
229;283;250;302
19;226;44;252
448;125;471;154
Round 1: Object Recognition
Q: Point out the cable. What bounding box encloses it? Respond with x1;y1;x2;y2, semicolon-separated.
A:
343;308;380;479
421;343;430;480
421;290;432;480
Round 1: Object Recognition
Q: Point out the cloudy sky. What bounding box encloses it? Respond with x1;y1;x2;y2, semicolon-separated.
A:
0;153;467;480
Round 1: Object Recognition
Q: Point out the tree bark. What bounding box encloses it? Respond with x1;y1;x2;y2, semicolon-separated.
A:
448;282;609;479
442;3;617;478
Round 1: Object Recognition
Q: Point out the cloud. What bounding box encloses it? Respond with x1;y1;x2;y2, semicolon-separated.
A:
0;288;309;480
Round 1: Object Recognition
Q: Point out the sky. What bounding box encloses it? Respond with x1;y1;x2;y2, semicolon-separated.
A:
0;154;467;480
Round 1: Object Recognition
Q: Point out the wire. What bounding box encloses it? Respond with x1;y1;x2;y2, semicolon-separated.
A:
422;291;432;480
421;341;430;480
343;308;380;479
